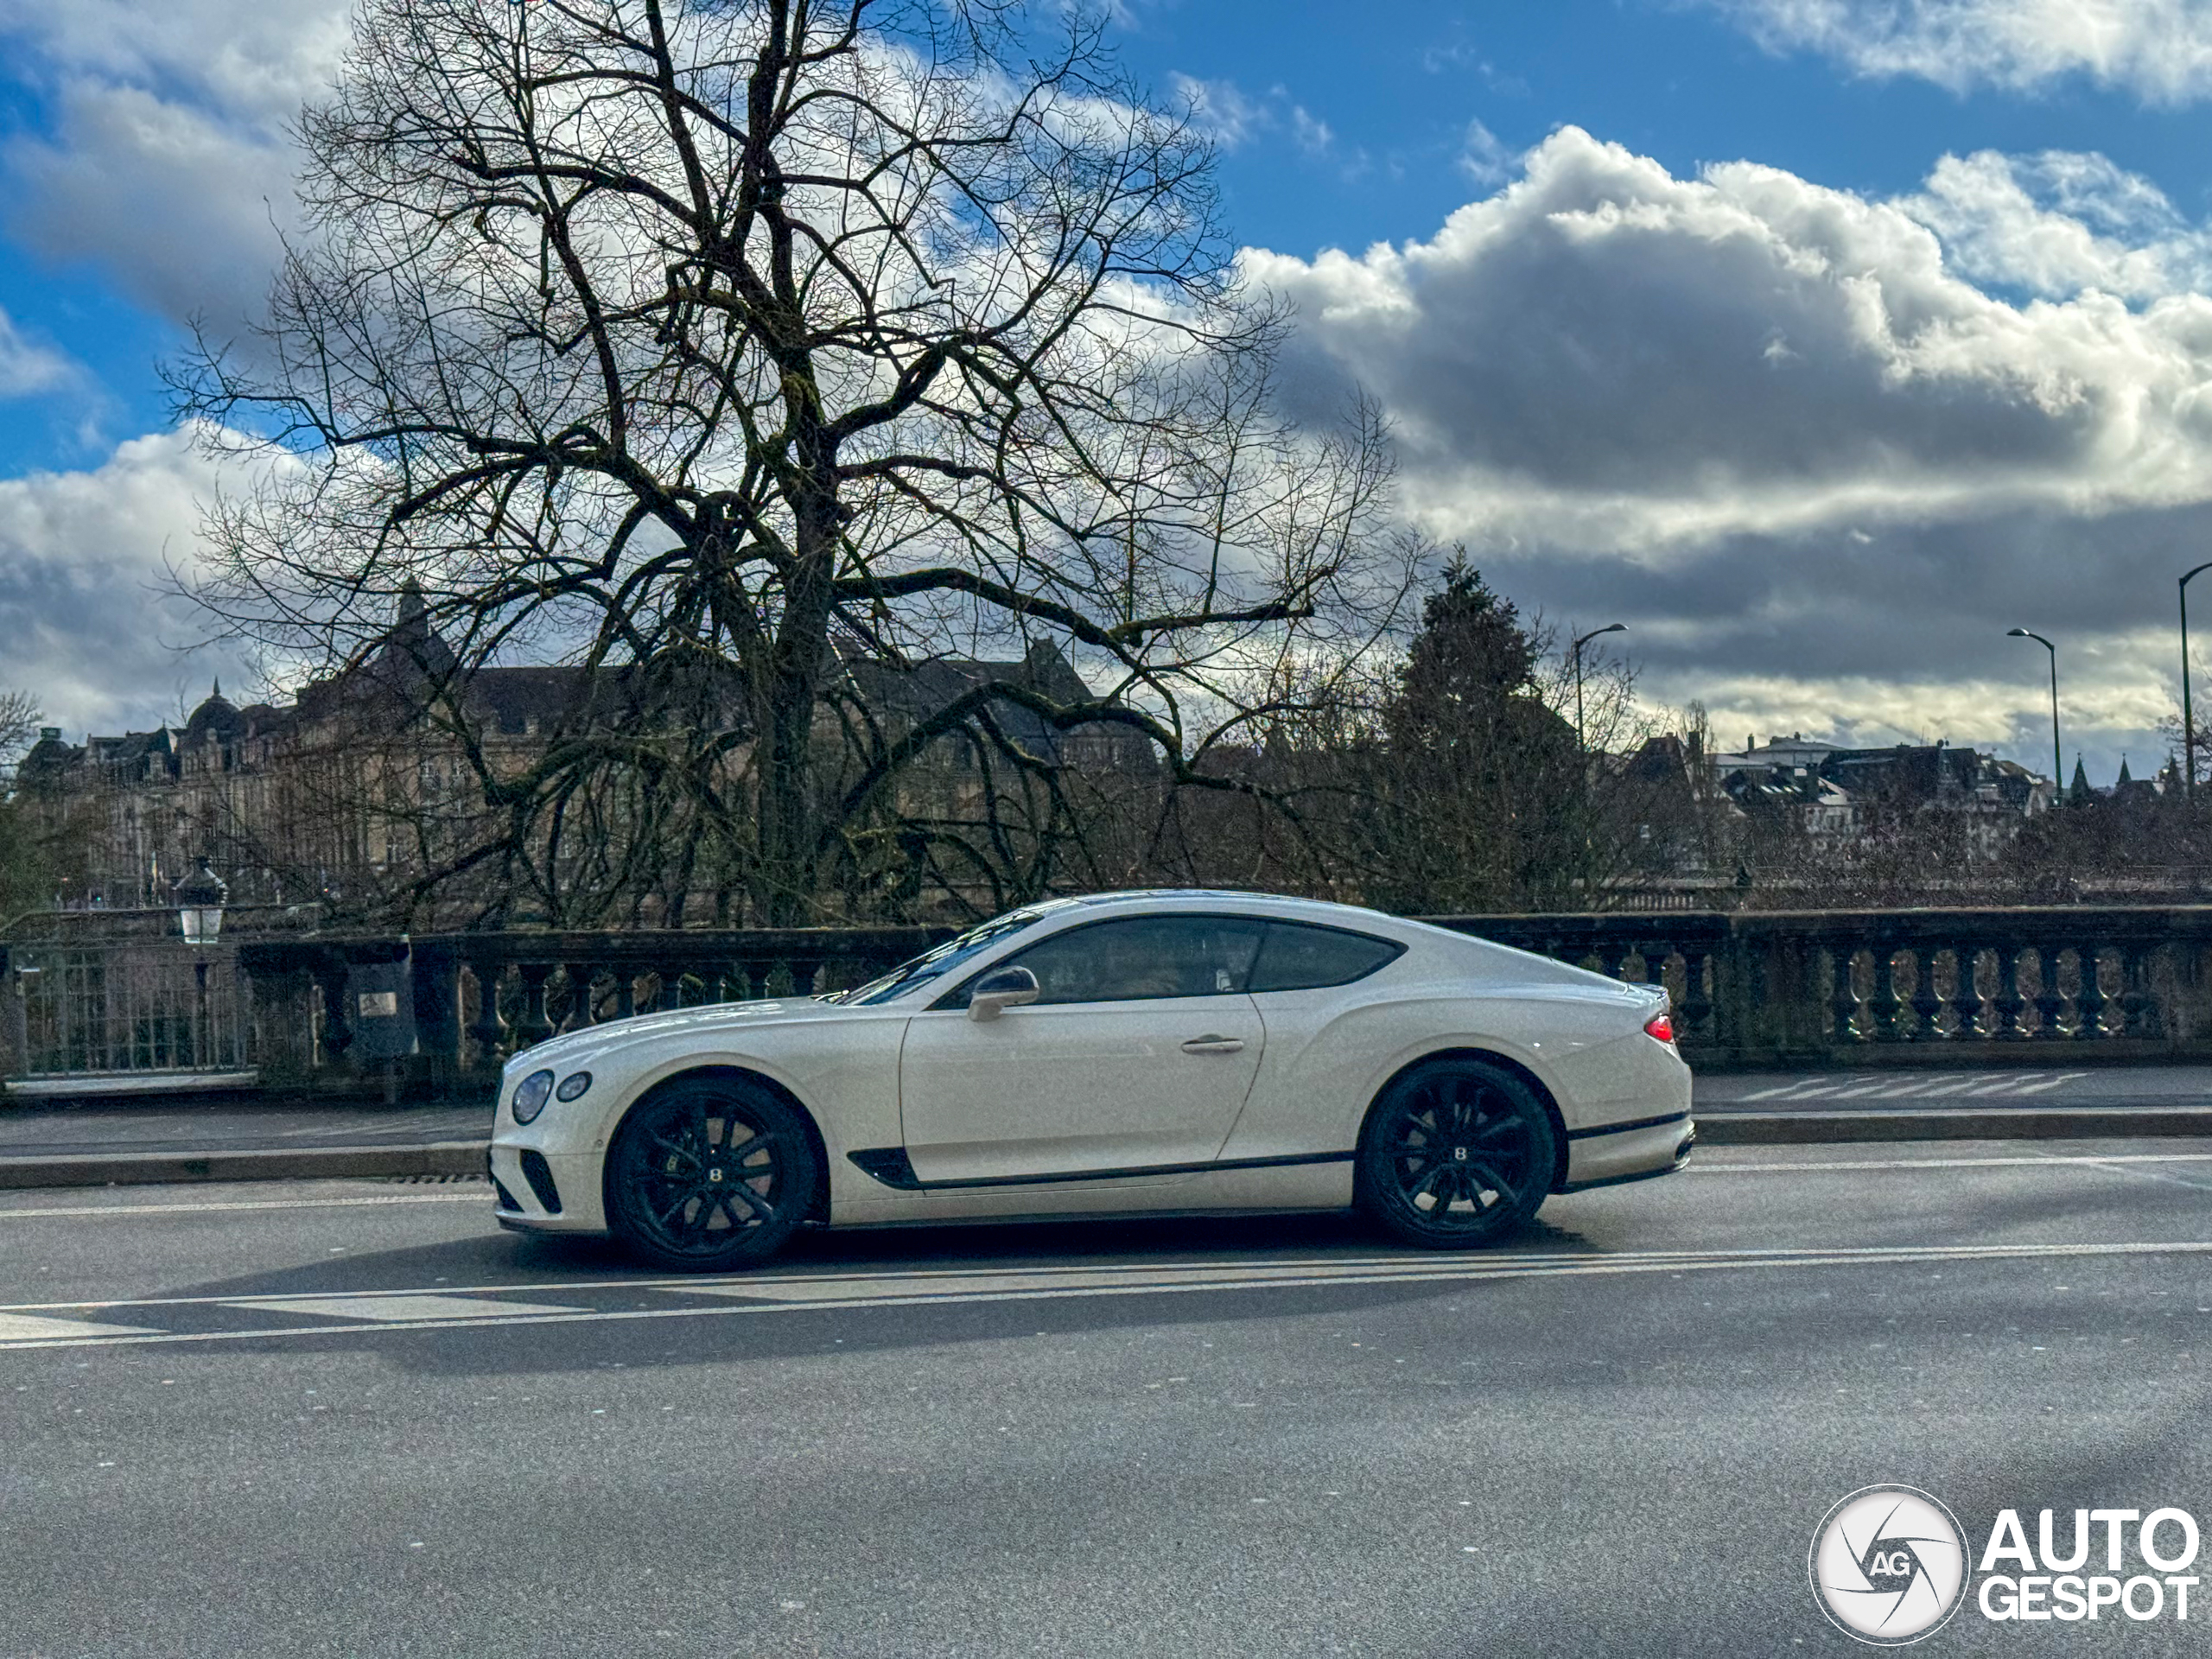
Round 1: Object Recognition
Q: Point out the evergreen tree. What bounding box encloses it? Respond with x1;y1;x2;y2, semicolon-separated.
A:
1365;560;1584;911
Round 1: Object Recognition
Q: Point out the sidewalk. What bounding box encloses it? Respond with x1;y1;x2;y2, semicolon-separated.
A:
1694;1063;2212;1143
0;1094;489;1188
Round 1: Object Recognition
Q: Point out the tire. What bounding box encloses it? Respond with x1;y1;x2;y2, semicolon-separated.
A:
1355;1057;1555;1249
604;1076;821;1272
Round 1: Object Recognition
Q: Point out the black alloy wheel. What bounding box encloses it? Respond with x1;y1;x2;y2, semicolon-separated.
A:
604;1077;819;1271
1356;1058;1555;1249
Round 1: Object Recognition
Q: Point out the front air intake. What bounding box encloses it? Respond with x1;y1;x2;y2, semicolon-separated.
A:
518;1149;563;1215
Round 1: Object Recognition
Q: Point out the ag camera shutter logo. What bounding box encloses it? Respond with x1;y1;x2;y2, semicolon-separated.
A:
1810;1485;1969;1645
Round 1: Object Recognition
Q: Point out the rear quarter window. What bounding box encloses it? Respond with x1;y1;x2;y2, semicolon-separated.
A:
1247;922;1406;993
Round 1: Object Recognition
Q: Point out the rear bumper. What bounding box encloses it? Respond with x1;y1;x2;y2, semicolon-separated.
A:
1559;1111;1694;1192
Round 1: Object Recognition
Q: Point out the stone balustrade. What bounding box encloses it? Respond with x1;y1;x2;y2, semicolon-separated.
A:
14;905;2212;1096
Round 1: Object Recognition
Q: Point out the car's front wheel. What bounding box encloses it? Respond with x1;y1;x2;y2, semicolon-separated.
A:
604;1076;819;1272
1356;1057;1554;1249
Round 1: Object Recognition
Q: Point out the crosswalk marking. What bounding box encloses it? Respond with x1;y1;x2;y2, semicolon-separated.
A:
0;1313;163;1342
7;1238;2212;1352
0;1192;488;1223
242;1294;588;1324
1729;1071;2099;1103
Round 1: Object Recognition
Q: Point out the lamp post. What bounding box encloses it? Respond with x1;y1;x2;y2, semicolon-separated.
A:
2182;563;2212;801
174;859;227;1068
2007;628;2063;803
1571;622;1627;753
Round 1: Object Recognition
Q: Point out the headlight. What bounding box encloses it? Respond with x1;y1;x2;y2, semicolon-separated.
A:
555;1071;593;1103
512;1068;555;1124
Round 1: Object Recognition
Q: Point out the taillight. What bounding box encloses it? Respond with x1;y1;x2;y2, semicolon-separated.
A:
1643;1010;1675;1045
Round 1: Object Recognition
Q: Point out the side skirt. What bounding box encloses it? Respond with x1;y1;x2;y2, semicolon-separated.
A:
847;1147;1355;1193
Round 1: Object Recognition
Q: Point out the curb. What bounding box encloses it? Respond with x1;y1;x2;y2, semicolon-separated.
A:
1696;1109;2212;1145
0;1141;488;1191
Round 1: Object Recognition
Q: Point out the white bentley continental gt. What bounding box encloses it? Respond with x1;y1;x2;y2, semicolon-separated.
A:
486;891;1694;1269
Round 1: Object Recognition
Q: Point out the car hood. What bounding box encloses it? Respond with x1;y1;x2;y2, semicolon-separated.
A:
499;994;887;1077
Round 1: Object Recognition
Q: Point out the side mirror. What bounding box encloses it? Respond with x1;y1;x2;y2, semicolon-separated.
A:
968;965;1039;1021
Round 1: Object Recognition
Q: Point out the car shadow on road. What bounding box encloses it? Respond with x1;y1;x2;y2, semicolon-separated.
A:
144;1208;1605;1377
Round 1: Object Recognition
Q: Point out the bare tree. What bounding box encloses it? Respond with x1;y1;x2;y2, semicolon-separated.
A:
176;0;1401;925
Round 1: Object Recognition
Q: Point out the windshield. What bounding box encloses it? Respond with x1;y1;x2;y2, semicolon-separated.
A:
836;906;1054;1005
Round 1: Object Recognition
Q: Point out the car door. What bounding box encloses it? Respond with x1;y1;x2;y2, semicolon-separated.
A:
897;913;1268;1185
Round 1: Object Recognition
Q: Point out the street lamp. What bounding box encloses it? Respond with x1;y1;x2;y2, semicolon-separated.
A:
1571;623;1627;752
174;859;228;947
2006;628;2063;802
2181;563;2212;801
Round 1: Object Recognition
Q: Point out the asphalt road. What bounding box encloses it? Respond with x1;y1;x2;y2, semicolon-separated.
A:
4;1145;2211;1657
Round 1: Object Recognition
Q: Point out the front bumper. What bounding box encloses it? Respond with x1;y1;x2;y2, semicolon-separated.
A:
488;1141;611;1236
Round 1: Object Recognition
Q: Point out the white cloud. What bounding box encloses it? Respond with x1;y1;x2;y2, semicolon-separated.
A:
1459;119;1516;186
1245;126;2212;774
0;0;352;325
1898;149;2211;298
1170;73;1268;150
0;427;258;734
0;306;75;398
1171;72;1342;163
1711;0;2212;104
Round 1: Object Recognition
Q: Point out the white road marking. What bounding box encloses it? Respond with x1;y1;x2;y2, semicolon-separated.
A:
7;1239;2212;1351
243;1294;589;1324
0;1313;163;1342
0;1192;487;1221
1916;1077;1993;1096
1686;1153;2212;1173
2014;1073;2089;1094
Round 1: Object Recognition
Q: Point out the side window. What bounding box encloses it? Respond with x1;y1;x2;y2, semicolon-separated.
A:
1247;922;1404;993
944;916;1264;1007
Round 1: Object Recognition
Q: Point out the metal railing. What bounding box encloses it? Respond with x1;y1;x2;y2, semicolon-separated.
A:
3;940;252;1086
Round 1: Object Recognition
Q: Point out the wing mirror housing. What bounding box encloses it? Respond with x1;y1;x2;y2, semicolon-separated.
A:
968;965;1039;1021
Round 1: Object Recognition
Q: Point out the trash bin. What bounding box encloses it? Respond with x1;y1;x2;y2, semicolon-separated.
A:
349;954;416;1061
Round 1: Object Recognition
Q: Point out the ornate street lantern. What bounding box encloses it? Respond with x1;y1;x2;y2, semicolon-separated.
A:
175;859;229;947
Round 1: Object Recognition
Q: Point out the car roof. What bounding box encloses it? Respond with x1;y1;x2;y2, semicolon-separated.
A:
1045;889;1403;928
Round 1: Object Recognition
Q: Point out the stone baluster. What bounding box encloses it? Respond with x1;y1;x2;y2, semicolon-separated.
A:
512;963;556;1049
1870;948;1905;1041
2120;944;2157;1039
1909;948;1944;1041
2031;945;2067;1041
559;963;594;1030
1829;946;1862;1043
1955;946;1991;1039
1678;949;1714;1043
2075;945;2108;1040
1993;944;2028;1039
464;954;507;1065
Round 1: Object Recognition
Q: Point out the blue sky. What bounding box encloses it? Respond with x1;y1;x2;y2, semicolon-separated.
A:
1115;0;2212;260
9;0;2212;784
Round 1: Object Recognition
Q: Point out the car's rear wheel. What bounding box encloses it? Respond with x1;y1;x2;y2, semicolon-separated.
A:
1356;1057;1554;1249
604;1076;819;1272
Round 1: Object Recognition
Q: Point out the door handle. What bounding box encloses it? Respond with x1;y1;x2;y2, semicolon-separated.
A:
1180;1035;1245;1055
